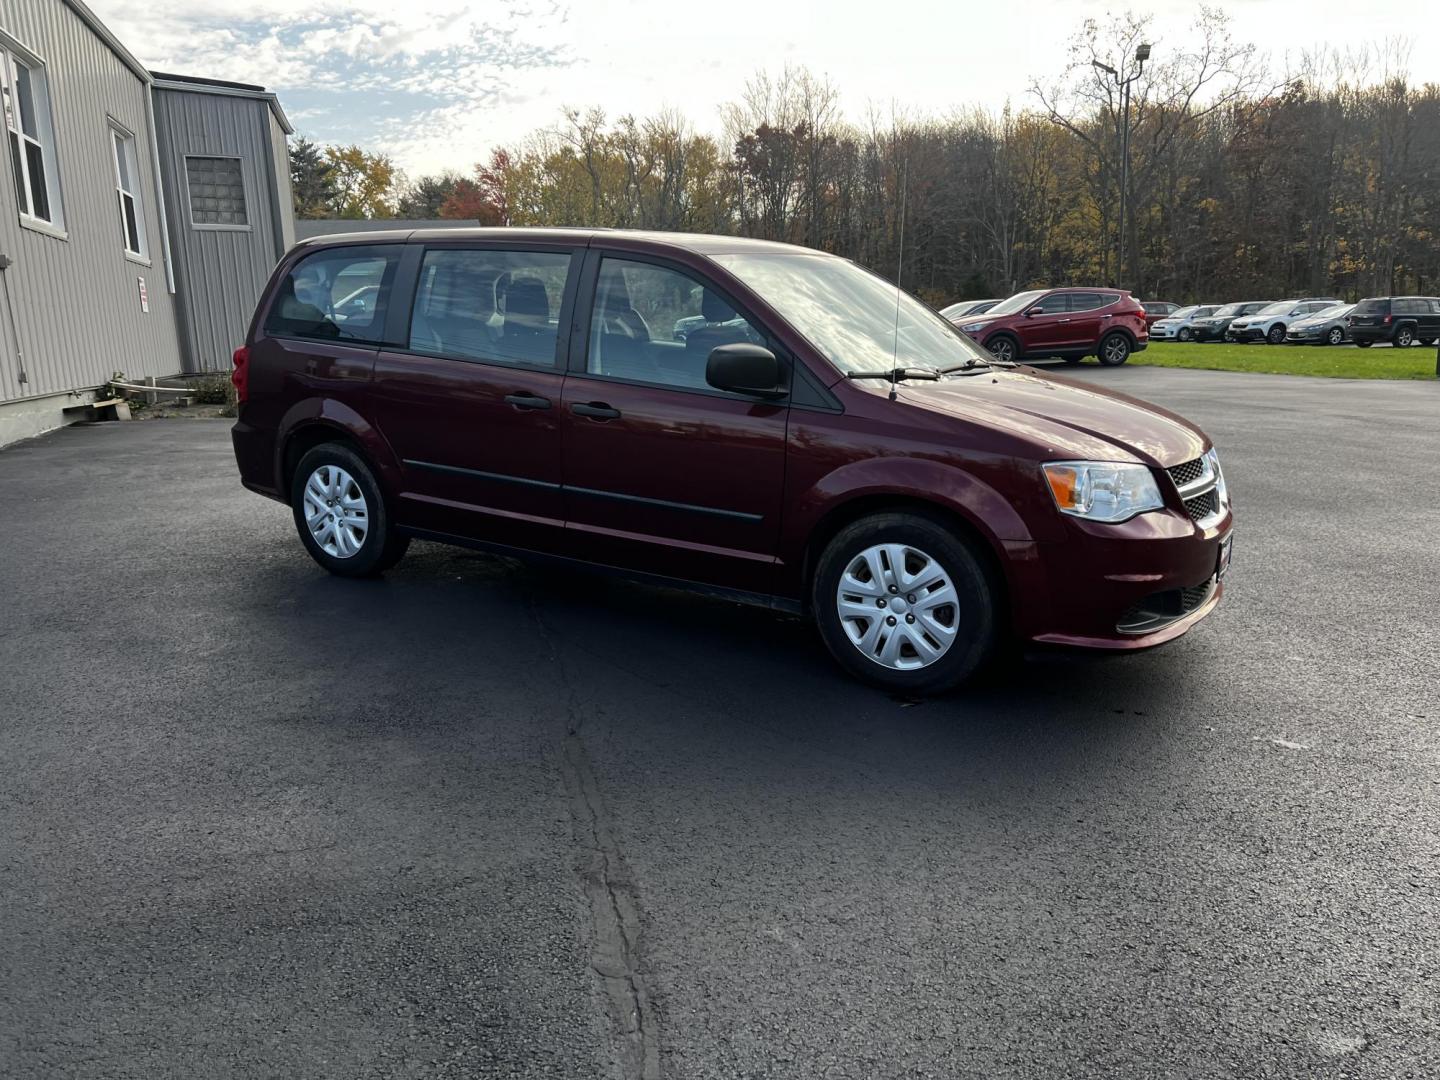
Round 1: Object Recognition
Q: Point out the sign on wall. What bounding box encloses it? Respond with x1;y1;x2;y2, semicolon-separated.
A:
137;276;148;313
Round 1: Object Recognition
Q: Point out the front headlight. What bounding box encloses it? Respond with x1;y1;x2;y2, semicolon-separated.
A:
1043;461;1164;523
1207;448;1229;510
960;322;986;333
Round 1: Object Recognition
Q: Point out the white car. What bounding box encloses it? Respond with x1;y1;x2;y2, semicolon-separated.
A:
1150;305;1219;341
1227;299;1342;344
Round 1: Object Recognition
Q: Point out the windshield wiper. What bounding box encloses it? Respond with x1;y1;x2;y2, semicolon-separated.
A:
936;357;1003;373
846;366;942;382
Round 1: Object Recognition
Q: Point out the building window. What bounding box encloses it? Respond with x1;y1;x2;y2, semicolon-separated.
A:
110;125;145;258
0;40;64;231
185;155;248;227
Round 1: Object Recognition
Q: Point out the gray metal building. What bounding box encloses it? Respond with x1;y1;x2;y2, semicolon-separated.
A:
0;0;292;447
151;73;294;375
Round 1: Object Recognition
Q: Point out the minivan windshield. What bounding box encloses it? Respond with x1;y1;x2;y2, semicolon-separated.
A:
711;253;995;375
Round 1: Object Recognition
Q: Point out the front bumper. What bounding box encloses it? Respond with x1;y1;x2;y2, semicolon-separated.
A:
1004;506;1233;650
1227;327;1265;342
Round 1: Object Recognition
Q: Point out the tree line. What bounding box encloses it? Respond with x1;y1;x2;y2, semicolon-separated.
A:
290;11;1440;305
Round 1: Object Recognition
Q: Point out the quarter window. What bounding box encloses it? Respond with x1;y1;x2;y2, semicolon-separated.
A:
186;155;248;227
588;258;765;391
1069;292;1111;312
1;42;63;229
408;248;571;367
264;246;401;345
110;125;145;258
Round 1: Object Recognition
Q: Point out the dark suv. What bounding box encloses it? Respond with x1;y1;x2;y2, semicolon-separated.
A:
232;229;1232;694
1347;297;1440;348
950;287;1149;366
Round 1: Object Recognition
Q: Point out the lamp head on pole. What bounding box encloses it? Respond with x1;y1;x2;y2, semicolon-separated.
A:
1092;59;1118;78
1135;43;1151;63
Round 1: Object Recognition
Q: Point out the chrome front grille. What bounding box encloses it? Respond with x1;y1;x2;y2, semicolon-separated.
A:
1167;454;1224;527
1184;489;1218;522
1168;457;1205;487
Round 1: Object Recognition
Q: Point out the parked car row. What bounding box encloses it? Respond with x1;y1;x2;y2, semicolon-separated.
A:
947;289;1440;352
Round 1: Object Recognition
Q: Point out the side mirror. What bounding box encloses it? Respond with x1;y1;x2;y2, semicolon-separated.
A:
1025;306;1045;317
706;343;785;399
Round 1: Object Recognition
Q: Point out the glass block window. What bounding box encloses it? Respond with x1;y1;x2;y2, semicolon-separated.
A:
186;156;248;226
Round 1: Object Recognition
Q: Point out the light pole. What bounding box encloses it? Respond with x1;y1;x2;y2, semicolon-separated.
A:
1093;43;1150;289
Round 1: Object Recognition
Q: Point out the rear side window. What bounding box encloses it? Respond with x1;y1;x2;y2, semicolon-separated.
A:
409;248;572;367
1353;298;1389;315
265;245;401;345
1070;292;1115;311
1393;298;1422;315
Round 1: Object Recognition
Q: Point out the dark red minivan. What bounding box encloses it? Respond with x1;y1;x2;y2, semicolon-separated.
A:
231;229;1233;693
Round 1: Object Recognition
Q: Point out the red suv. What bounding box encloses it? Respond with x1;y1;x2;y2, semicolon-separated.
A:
952;287;1150;366
231;230;1232;694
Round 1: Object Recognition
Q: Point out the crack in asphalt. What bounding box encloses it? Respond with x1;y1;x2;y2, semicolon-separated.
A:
526;587;661;1080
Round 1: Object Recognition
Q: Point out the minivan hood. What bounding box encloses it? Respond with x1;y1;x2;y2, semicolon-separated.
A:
898;368;1208;467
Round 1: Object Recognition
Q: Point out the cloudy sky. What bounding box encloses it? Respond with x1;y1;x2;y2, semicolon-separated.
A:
94;0;1435;178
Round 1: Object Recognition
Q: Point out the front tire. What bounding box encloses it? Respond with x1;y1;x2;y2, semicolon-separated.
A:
292;443;409;577
1097;332;1131;366
1267;324;1286;344
812;513;999;695
1178;327;1193;342
985;335;1020;364
1356;339;1372;348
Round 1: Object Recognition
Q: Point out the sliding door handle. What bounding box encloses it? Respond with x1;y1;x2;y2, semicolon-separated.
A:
572;402;621;420
504;392;552;410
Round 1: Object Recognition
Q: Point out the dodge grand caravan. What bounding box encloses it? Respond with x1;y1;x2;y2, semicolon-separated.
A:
231;229;1233;694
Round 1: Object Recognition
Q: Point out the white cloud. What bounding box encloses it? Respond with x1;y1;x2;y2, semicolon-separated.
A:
89;0;1438;176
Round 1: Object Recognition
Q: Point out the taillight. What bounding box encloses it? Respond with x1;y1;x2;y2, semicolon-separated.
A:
1383;314;1393;324
231;345;250;404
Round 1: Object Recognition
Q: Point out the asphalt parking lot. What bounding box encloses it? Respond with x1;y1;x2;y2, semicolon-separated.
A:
3;366;1438;1079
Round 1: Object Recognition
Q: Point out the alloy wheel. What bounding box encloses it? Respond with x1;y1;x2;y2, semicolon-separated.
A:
303;465;369;558
1327;327;1344;345
1396;326;1414;347
836;543;959;671
987;337;1016;363
1178;327;1192;341
1101;335;1130;364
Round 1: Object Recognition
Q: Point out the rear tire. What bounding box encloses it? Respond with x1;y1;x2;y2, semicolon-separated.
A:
292;443;408;578
1097;332;1131;366
812;513;999;695
1327;327;1345;346
1395;325;1415;347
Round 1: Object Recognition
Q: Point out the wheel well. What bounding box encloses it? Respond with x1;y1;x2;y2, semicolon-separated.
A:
801;495;1010;618
280;424;365;501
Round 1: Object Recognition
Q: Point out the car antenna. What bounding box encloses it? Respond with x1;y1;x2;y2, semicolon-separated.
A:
889;159;907;401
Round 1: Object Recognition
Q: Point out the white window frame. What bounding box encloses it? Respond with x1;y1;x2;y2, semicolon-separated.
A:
108;119;148;263
0;32;65;239
183;153;251;232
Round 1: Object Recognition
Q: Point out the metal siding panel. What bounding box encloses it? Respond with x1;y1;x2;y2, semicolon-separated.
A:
0;0;183;403
155;86;281;372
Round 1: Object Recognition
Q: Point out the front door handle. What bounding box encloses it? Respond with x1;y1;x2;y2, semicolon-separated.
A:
572;402;621;420
504;392;551;410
